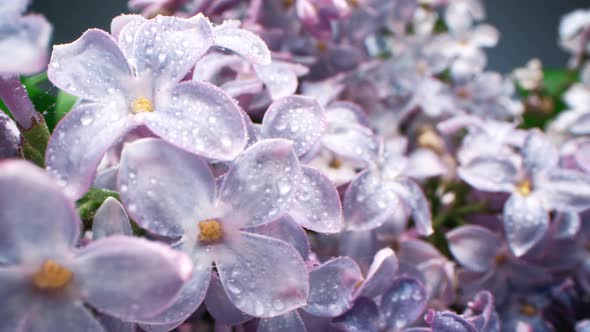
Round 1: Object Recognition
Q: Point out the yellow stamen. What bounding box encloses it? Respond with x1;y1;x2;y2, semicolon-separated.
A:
329;158;343;169
131;97;154;114
32;260;73;290
519;303;537;317
316;41;328;52
417;127;444;153
517;180;532;196
198;219;223;243
348;0;360;8
282;0;294;8
495;254;507;265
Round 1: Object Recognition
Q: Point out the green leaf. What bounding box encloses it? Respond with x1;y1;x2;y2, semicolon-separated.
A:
55;91;77;121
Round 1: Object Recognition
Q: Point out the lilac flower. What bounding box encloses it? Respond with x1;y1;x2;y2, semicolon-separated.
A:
334;248;429;331
0;160;192;331
550;64;590;137
407;291;499;332
118;138;309;325
432;22;498;78
559;9;590;66
253;95;344;233
0;0;52;75
294;0;351;40
397;239;456;307
306;101;379;186
45;14;253;199
458;130;590;255
447;225;552;304
257;257;363;331
342;137;434;236
451;71;523;120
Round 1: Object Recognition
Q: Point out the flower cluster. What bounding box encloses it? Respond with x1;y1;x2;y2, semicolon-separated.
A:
2;0;590;331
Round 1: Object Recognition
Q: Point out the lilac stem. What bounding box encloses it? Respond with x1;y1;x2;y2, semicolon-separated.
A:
0;74;40;130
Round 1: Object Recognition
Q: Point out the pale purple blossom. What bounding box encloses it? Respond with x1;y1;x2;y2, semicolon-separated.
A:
0;160;192;331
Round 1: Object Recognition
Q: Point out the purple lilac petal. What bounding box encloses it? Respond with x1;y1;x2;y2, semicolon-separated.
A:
381;277;428;330
255;61;306;99
93;166;118;190
574;139;590;173
357;248;399;299
0;112;21;158
570;113;590;135
288;166;342;233
215;232;309;317
138;258;212;325
245;215;310;260
397;238;444;265
48;29;131;102
332;297;380;332
92;197;133;239
133;14;213;86
446;225;501;272
427;311;478;332
522;130;558;174
420;260;456;306
0;0;29;16
405;149;447;179
325;102;370;128
0;266;31;330
321;125;380;163
213;23;271;65
97;315;136;332
261;96;327;156
503;193;549;257
218;139;302;228
118;138;217;237
457;156;518;193
339;230;378;273
303;257;363;317
222;79;264;98
205;274;253;325
145;81;247;161
343;171;400;231
45;102;130;200
391;178;433;236
577;320;590;332
140;320;184;332
0;160;80;264
0;14;52;75
74;236;192;321
22;300;106;332
114;15;146;59
539;169;590;212
552;212;581;239
110;14;144;41
258;310;307;332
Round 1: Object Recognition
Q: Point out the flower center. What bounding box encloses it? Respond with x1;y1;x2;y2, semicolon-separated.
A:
32;260;73;290
316;40;328;52
517;180;532;196
347;0;360;8
329;157;343;169
198;219;223;244
519;303;537;317
494;253;507;265
131;97;154;114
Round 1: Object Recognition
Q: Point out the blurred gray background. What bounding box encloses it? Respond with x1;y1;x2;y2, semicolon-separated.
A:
31;0;590;72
